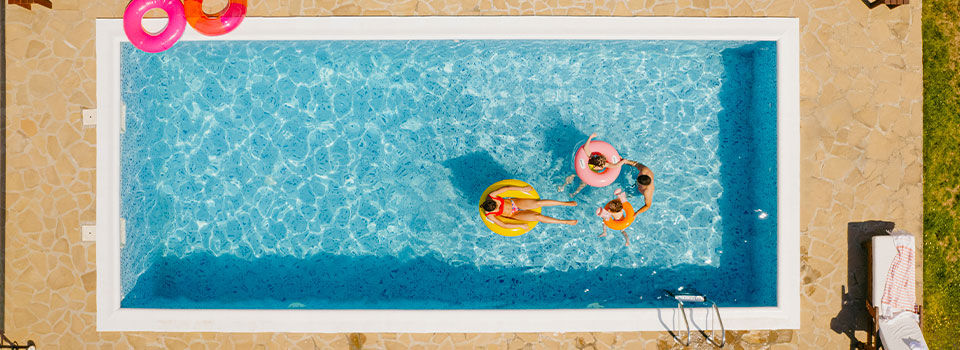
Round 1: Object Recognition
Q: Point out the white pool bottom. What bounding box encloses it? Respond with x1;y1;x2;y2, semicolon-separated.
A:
96;16;801;333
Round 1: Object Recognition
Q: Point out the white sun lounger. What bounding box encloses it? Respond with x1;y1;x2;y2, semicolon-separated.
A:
866;235;928;350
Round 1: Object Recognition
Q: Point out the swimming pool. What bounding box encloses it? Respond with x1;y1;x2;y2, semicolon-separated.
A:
97;17;800;332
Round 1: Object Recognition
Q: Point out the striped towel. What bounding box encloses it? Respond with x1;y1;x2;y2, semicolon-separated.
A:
880;230;916;319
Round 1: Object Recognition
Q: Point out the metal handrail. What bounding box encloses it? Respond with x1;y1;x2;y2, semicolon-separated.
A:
664;290;726;348
702;299;726;347
664;290;692;347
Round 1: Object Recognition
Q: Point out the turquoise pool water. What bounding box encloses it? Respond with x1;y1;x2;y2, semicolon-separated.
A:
119;40;778;309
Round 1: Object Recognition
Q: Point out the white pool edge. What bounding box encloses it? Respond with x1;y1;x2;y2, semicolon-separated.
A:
96;16;800;333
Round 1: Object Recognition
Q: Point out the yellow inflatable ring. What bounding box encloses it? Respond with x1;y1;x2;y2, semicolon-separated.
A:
478;179;541;237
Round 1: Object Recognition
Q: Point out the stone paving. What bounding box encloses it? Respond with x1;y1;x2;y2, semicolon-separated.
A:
3;0;922;348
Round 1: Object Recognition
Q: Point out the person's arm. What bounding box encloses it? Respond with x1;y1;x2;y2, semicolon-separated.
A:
490;186;529;197
582;132;598;154
633;189;653;214
610;158;629;168
487;214;527;229
622;159;645;173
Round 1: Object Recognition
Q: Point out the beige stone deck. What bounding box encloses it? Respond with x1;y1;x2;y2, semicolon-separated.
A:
3;0;922;348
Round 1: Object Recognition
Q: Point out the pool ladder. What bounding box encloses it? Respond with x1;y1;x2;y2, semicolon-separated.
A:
664;290;726;348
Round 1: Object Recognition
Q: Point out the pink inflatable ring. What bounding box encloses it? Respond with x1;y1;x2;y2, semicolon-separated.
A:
123;0;187;53
573;140;622;187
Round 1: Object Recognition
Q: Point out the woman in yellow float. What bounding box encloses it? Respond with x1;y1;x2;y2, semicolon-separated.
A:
479;179;578;237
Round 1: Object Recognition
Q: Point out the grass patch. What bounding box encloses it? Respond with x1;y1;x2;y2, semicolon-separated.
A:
922;0;960;346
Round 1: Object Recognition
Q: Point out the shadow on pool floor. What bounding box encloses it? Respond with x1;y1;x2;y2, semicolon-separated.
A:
122;248;772;310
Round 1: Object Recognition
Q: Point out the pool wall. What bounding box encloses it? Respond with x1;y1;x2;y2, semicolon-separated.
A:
96;16;800;332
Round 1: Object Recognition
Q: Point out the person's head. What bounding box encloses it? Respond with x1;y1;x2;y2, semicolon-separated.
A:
637;174;652;189
481;199;498;212
605;199;623;213
588;154;607;170
637;175;652;186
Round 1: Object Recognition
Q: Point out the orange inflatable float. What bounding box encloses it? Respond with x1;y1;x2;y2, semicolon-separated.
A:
184;0;247;36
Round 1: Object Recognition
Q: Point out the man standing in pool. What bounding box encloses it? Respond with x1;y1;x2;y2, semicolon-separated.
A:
621;160;655;215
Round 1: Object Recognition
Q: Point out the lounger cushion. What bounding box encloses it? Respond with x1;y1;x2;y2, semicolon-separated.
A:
871;235;897;307
878;311;927;350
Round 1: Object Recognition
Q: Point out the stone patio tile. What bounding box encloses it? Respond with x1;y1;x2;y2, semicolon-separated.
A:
3;0;921;348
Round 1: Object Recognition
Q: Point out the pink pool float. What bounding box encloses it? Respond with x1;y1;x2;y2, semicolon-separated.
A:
573;140;622;187
123;0;187;53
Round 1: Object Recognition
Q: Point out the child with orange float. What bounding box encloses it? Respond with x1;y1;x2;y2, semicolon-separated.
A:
596;189;635;246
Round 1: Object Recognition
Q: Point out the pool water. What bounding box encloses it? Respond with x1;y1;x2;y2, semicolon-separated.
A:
119;40;778;309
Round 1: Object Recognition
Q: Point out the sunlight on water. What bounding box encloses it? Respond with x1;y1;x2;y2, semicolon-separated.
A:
119;40;778;309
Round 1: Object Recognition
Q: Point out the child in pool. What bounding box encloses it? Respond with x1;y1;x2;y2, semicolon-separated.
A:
597;188;632;246
558;132;630;196
481;185;578;229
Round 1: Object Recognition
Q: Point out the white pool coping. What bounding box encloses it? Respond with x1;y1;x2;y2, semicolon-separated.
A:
96;16;800;333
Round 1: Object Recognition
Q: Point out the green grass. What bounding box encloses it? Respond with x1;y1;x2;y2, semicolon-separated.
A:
922;0;960;346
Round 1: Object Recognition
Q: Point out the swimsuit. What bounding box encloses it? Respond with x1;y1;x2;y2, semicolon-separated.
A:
588;152;610;174
489;195;519;217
